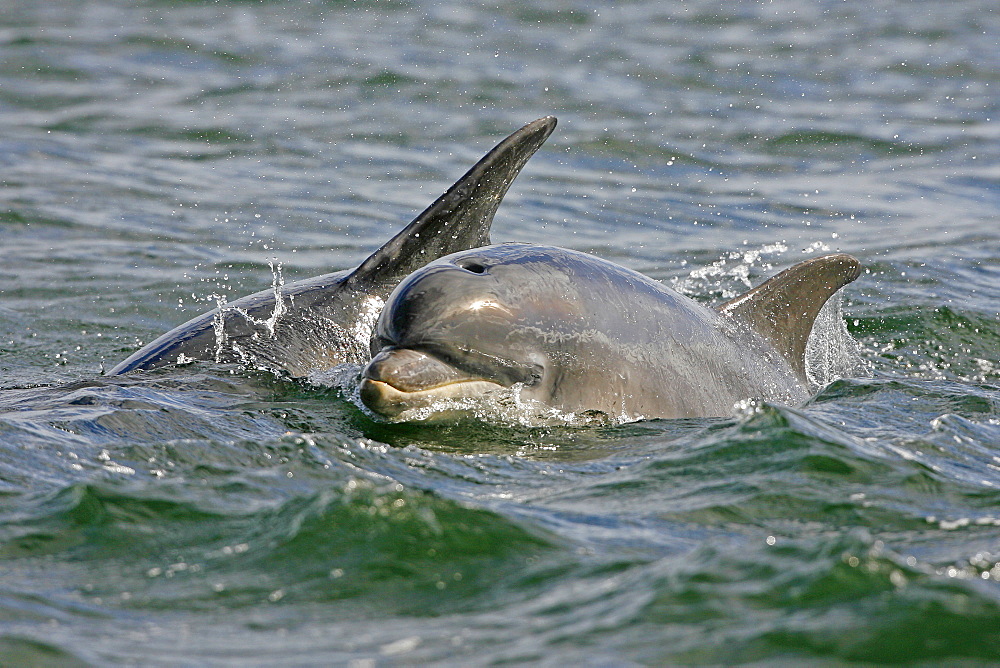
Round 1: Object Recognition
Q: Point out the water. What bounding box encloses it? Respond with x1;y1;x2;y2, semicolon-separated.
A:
2;0;999;663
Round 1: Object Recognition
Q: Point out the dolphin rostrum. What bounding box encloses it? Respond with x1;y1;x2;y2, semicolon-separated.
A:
359;244;862;421
109;117;557;377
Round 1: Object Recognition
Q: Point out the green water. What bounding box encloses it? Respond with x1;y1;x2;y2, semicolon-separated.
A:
2;0;999;664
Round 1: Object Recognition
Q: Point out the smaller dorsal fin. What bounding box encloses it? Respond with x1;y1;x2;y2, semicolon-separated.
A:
716;253;862;382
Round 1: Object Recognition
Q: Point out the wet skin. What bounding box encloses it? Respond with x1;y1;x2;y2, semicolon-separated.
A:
361;244;861;421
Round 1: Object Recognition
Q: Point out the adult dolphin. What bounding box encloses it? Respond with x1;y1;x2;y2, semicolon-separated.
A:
359;244;862;421
109;117;557;377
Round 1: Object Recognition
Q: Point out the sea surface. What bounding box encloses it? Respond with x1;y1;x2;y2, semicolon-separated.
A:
2;0;999;664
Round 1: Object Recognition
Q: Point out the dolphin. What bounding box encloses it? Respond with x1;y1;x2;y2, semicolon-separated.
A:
359;244;862;421
109;117;557;376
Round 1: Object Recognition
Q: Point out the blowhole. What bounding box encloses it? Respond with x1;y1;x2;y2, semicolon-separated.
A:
460;261;487;274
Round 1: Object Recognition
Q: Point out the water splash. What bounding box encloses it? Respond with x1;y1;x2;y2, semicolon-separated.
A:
672;242;789;298
230;260;287;337
350;295;385;362
209;294;230;364
304;296;386;385
805;295;871;390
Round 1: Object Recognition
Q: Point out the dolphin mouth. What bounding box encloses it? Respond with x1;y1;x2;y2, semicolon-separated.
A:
359;378;507;419
359;347;532;418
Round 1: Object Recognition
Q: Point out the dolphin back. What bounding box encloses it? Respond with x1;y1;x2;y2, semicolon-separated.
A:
109;117;557;376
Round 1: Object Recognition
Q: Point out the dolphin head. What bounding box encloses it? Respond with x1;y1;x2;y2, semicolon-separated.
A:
359;244;579;419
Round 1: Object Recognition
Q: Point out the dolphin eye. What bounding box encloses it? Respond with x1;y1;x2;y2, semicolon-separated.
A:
459;261;487;274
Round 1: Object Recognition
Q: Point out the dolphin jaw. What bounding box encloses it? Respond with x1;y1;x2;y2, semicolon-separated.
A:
359;377;507;419
360;346;501;418
359;345;539;418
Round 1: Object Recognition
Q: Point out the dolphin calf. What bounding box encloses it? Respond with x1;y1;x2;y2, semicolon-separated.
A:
359;244;862;421
109;117;557;376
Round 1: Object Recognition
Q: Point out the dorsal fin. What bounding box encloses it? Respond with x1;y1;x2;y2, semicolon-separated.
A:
346;117;557;292
717;253;862;382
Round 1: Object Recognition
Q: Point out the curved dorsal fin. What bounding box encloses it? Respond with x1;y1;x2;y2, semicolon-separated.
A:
346;117;557;292
716;253;862;382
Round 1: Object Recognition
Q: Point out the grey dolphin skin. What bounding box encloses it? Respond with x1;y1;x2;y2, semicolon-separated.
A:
360;244;862;421
109;117;557;376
